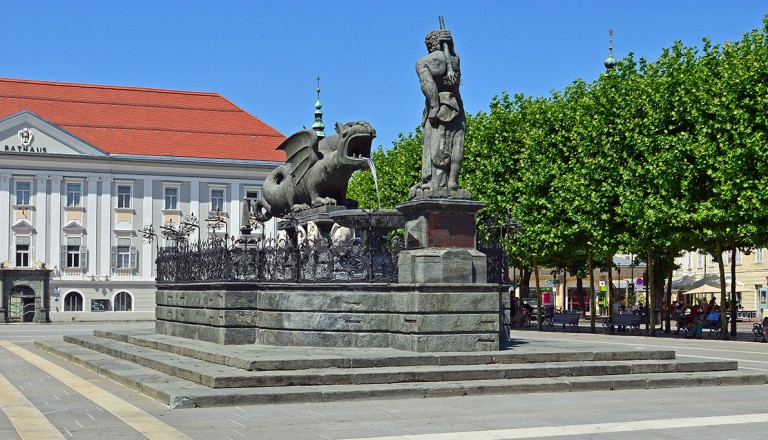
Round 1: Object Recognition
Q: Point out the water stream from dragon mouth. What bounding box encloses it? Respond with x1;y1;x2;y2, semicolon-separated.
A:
362;157;381;210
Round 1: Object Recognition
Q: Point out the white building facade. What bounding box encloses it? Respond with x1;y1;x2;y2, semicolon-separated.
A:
0;79;284;323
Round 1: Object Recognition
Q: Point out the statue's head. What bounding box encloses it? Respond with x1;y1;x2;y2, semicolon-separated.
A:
425;30;441;53
329;121;376;170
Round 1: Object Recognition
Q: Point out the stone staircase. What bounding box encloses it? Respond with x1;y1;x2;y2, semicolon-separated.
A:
35;330;768;409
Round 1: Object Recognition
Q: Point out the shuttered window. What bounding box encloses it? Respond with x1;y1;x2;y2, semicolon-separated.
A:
112;238;137;270
62;236;86;269
15;235;30;267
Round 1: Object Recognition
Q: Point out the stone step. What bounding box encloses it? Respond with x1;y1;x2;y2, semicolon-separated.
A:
34;340;768;409
59;335;736;389
92;329;676;370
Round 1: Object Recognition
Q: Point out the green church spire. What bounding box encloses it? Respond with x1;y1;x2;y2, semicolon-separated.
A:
604;29;617;71
311;76;325;138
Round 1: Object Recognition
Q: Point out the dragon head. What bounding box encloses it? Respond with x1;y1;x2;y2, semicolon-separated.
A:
329;121;376;169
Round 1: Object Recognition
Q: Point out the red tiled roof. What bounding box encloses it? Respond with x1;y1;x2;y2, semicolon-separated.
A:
0;78;286;161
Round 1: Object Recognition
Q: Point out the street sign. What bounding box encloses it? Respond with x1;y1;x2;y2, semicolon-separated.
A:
545;280;561;285
636;277;643;286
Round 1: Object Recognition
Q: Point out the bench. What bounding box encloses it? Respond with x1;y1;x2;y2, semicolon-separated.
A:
543;313;580;332
602;314;642;334
753;318;767;342
678;314;704;337
686;316;730;339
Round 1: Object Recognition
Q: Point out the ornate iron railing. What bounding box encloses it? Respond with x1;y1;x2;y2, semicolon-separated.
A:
146;209;513;285
480;240;511;285
479;214;518;285
155;232;403;284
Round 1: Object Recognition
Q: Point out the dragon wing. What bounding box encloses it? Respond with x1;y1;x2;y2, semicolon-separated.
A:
277;129;320;184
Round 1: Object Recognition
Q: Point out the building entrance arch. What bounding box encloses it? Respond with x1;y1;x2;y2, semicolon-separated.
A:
1;269;51;323
9;285;36;322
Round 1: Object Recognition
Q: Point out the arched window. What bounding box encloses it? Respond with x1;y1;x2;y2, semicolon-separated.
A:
113;291;133;312
9;285;35;296
63;292;83;312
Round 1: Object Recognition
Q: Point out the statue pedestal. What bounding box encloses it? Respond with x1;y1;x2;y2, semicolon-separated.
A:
396;198;486;284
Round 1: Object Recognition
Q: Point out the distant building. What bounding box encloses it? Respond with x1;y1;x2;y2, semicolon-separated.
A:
0;78;285;323
674;249;763;319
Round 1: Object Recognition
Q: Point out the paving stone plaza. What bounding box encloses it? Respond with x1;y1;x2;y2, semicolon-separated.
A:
1;322;767;439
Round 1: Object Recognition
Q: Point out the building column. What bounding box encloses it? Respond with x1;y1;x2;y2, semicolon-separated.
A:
0;272;6;323
99;178;113;276
230;182;241;235
49;177;62;271
141;178;153;278
0;174;10;263
86;177;98;276
190;180;200;243
35;176;48;265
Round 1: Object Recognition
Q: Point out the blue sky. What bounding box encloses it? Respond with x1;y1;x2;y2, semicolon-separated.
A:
7;1;767;152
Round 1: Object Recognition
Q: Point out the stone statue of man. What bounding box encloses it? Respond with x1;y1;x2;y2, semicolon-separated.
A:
410;26;469;200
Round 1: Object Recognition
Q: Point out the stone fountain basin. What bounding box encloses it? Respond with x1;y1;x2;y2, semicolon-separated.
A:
328;208;405;230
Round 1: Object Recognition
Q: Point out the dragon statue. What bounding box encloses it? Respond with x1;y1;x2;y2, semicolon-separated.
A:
252;121;376;221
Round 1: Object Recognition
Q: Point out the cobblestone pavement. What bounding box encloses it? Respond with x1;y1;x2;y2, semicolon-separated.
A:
1;321;766;439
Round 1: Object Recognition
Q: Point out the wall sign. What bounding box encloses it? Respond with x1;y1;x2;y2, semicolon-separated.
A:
3;127;48;153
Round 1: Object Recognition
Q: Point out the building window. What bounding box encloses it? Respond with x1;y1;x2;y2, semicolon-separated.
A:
114;291;133;311
686;252;692;269
112;238;137;270
245;190;260;207
697;251;703;269
757;249;764;264
735;249;742;265
164;187;178;210
211;189;225;213
15;181;31;206
62;236;86;269
15;236;30;267
66;182;82;207
244;190;261;230
117;185;132;208
63;292;83;312
91;299;110;312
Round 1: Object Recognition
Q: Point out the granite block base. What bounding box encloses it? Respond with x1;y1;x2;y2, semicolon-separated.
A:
155;283;500;352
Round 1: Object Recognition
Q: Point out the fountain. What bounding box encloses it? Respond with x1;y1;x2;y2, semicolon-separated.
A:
149;19;499;352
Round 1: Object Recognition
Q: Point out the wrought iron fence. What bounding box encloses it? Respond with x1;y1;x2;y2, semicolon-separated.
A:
155;232;403;284
480;240;511;285
478;215;517;285
145;210;513;285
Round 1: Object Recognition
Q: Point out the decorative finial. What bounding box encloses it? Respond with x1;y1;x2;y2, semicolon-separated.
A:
604;28;617;71
312;76;325;138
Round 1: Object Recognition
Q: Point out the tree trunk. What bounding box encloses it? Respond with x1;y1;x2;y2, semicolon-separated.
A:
730;244;737;337
716;240;729;340
577;276;586;318
533;257;543;331
560;270;567;312
647;247;656;337
665;248;674;333
520;268;531;300
607;256;614;321
588;251;596;333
